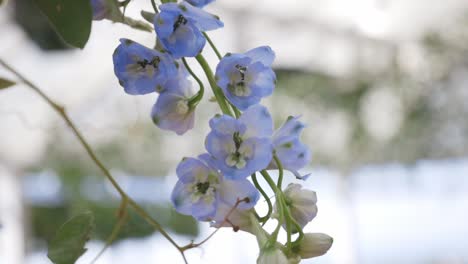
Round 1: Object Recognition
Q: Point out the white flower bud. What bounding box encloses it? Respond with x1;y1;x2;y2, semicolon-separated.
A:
257;247;289;264
294;233;333;259
279;183;318;231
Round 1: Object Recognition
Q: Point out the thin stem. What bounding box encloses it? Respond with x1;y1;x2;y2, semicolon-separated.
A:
260;170;278;193
151;0;159;13
195;54;233;116
274;155;284;189
182;58;204;108
203;32;222;60
91;199;129;264
0;58;187;263
180;197;249;251
251;173;272;223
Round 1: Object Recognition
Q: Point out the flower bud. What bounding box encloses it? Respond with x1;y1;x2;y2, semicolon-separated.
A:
276;183;318;232
257;247;289;264
293;233;333;259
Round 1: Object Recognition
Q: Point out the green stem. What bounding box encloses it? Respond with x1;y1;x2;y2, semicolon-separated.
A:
251;173;272;223
182;58;204;108
260;170;278;193
0;58;188;264
203;32;222;60
195;54;233;116
274;155;284;189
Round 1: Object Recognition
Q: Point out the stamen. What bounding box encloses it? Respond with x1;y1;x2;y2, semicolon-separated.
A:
173;14;188;32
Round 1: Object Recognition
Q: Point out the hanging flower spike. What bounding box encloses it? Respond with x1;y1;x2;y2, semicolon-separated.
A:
215;46;276;110
205;105;273;180
113;39;178;95
154;1;224;58
186;0;215;8
91;0;108;20
151;77;196;135
276;183;317;232
171;154;259;221
271;116;311;180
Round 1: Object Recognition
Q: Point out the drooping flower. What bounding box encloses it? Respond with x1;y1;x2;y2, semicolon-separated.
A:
186;0;215;8
151;78;196;135
113;39;178;95
215;46;276;110
154;1;223;58
205;105;273;180
275;183;317;232
171;154;259;221
271;116;311;180
91;0;108;20
292;233;333;259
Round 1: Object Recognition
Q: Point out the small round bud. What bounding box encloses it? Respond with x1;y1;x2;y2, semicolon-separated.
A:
293;233;333;259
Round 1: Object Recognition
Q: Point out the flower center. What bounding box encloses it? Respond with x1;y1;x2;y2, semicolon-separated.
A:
229;64;251;96
225;132;248;169
175;100;189;115
173;14;188;32
196;182;210;194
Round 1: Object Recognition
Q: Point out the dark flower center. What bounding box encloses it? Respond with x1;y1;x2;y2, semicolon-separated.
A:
137;57;161;69
196;182;210;194
173;15;188;32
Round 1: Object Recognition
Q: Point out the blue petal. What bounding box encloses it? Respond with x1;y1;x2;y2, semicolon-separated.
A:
244;46;275;66
159;23;206;58
273;116;306;145
239;105;273;138
171;180;193;215
191;197;218;220
274;138;311;171
91;0;107;20
219;179;259;210
205;133;233;161
179;1;224;31
153;9;178;39
176;157;210;183
208;114;244;136
186;0;215;8
248;62;276;97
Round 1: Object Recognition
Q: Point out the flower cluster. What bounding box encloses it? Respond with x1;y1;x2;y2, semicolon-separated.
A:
95;0;333;262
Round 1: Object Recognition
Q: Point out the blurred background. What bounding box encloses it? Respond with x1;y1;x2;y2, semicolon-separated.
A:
1;0;468;263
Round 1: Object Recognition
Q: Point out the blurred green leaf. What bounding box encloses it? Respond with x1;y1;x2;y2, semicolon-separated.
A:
34;0;92;48
47;212;94;264
0;78;15;90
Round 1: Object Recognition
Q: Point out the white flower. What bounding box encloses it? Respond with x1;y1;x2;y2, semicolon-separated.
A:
276;183;318;232
294;233;333;259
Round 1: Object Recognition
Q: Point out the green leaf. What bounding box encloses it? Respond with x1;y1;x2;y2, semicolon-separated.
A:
34;0;92;49
0;78;15;90
48;212;95;264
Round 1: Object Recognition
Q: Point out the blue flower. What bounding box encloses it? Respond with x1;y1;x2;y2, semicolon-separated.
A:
215;46;276;110
271;116;311;180
154;1;223;58
151;77;196;135
205;105;273;180
91;0;108;20
113;39;178;95
186;0;215;8
171;154;259;221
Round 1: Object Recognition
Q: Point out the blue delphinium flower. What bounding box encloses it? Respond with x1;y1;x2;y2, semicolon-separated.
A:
171;154;259;220
91;0;108;20
153;1;223;58
113;39;178;95
215;46;276;110
151;77;196;135
186;0;215;8
271;116;311;180
205;105;273;180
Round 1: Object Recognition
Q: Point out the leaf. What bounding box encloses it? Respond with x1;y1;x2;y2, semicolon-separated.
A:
34;0;92;49
47;212;95;264
0;77;15;90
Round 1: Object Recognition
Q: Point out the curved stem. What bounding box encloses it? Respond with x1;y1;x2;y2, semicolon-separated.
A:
0;58;187;263
251;173;272;223
151;0;159;13
182;58;204;108
202;32;222;60
274;155;284;189
195;54;233;116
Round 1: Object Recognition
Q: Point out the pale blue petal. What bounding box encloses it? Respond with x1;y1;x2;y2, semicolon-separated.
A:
176;157;210;183
191;197;218;220
208;114;245;136
171;181;193;215
239;105;273;138
179;1;223;31
244;46;275;66
219;179;259;210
